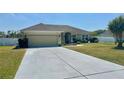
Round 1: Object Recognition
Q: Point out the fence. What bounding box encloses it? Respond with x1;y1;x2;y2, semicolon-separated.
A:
0;38;18;46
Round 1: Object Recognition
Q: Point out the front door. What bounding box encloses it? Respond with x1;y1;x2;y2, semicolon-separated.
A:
65;32;71;44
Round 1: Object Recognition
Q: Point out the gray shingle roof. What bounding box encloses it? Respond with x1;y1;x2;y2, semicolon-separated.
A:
20;23;89;35
99;30;113;37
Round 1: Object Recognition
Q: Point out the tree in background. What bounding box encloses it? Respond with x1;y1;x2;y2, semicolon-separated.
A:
90;29;106;36
0;30;22;38
7;30;22;38
108;16;124;48
0;31;5;37
7;30;11;37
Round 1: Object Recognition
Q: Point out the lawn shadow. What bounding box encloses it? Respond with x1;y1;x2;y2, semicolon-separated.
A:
12;46;60;50
112;47;124;50
12;46;25;50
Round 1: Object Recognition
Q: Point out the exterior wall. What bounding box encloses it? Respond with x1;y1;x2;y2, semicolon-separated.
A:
23;31;63;47
22;30;90;46
61;33;65;44
76;34;82;40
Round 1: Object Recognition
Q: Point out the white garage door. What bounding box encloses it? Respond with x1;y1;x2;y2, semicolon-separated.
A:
28;35;59;47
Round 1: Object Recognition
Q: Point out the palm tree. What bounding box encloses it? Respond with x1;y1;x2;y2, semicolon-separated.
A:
108;16;124;48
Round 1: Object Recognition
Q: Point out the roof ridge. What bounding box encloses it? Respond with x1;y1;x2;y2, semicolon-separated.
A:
40;23;88;32
42;23;68;26
20;23;89;34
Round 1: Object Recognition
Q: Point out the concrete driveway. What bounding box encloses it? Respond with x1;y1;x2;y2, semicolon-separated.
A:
15;47;124;79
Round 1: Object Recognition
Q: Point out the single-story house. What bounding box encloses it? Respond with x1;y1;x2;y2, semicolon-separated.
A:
20;23;90;47
99;30;113;37
98;30;124;42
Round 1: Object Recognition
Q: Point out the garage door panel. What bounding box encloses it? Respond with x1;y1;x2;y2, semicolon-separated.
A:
28;35;58;47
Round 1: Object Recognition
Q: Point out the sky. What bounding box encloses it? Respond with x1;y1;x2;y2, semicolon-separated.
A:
0;13;123;32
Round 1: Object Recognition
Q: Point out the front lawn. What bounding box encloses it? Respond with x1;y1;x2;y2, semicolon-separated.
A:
0;46;25;79
65;43;124;66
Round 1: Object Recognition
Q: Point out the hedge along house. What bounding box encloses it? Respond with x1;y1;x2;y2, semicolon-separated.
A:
20;23;90;47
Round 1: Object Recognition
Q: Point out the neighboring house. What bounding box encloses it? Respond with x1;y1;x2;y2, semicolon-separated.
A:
20;23;90;47
97;30;114;42
97;30;124;42
99;30;113;37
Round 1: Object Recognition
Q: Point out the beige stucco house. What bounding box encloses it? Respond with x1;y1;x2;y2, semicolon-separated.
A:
20;23;89;47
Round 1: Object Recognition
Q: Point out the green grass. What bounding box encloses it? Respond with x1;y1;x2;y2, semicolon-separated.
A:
65;43;124;66
0;46;25;79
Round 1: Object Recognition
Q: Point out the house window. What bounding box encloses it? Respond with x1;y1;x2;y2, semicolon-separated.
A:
72;35;76;43
85;35;89;40
82;35;89;40
82;35;85;40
